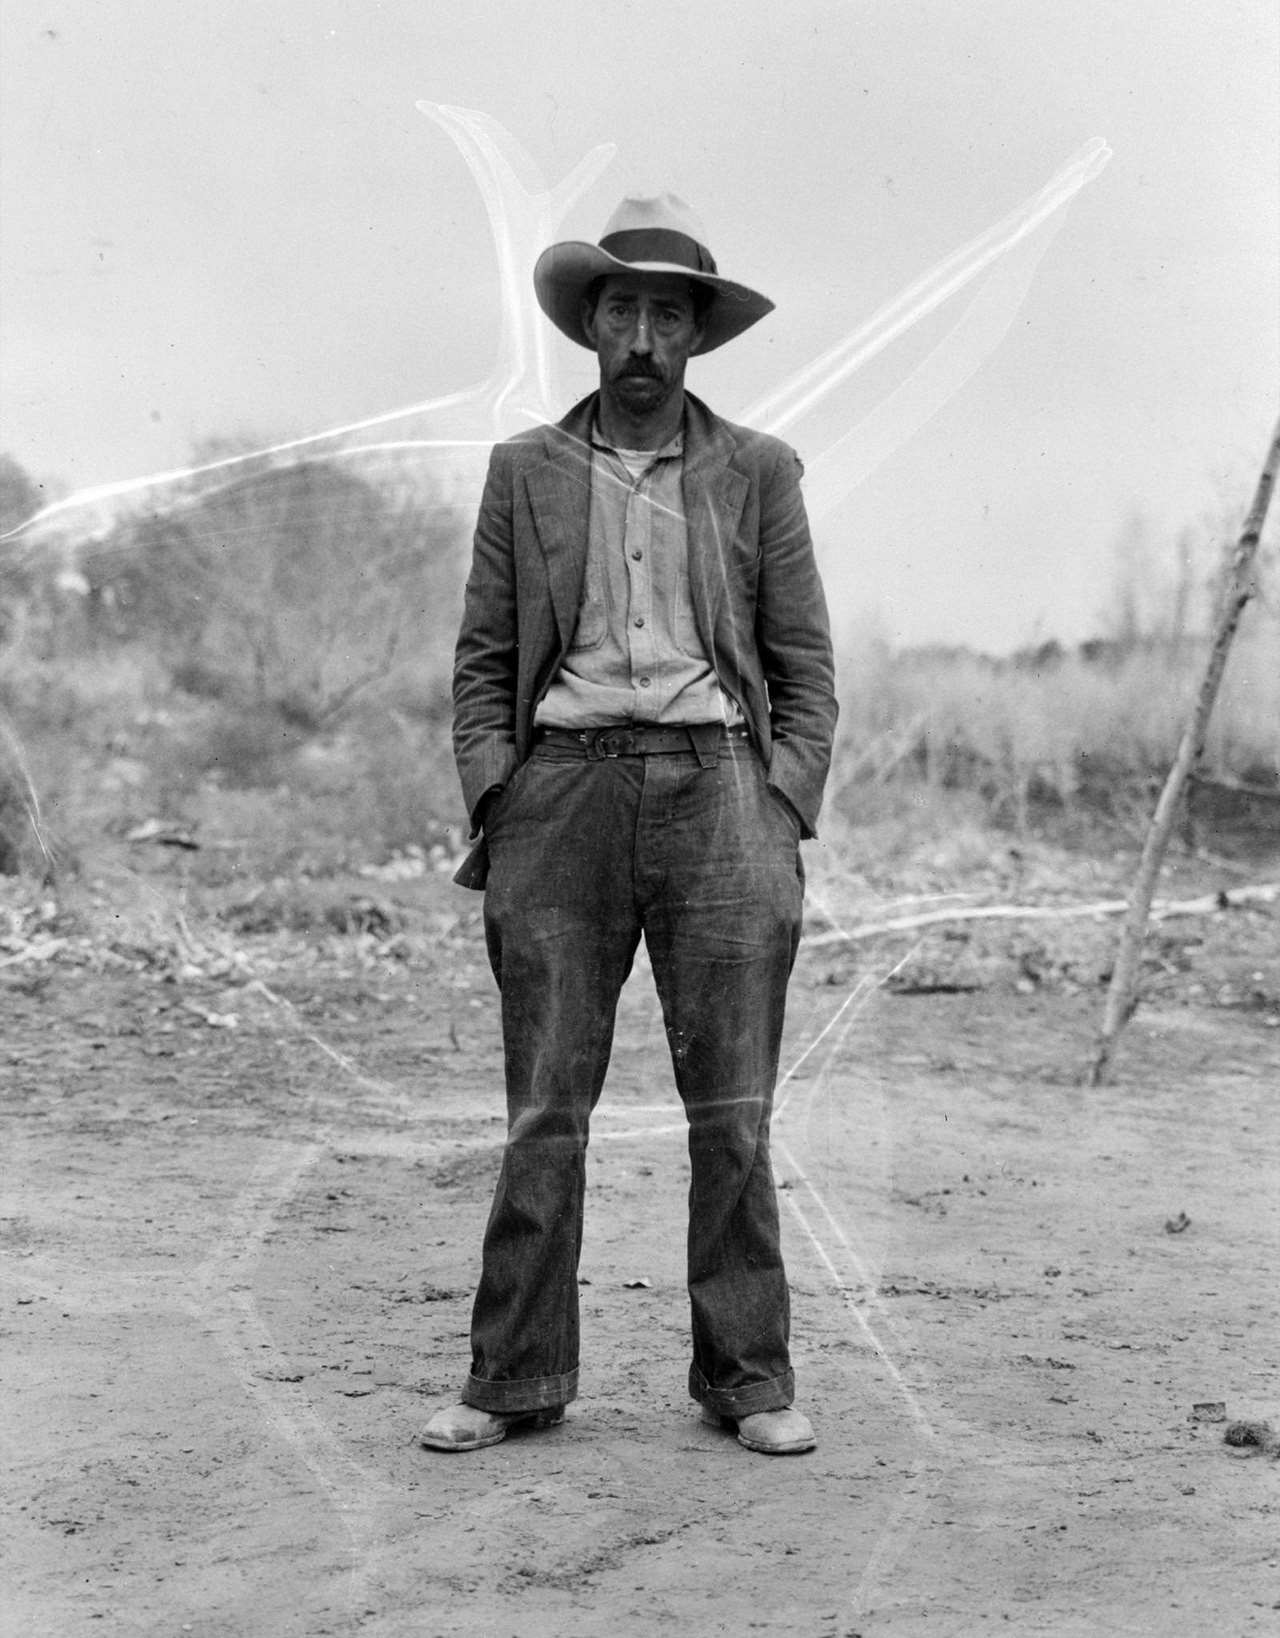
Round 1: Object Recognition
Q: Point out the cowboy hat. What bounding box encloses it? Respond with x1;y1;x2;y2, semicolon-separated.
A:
533;194;774;355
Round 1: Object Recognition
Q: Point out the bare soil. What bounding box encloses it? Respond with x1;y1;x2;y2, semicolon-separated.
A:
3;833;1278;1637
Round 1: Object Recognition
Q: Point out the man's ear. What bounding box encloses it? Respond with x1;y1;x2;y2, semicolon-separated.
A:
581;296;599;346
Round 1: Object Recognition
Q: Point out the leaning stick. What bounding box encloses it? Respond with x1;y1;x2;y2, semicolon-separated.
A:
1088;415;1280;1085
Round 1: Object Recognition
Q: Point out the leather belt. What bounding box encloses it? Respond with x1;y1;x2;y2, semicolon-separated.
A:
534;723;748;761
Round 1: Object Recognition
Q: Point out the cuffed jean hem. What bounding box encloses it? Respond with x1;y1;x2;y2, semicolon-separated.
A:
690;1364;796;1418
462;1367;578;1415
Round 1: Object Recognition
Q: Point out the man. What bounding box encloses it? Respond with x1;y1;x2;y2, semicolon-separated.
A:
420;195;837;1455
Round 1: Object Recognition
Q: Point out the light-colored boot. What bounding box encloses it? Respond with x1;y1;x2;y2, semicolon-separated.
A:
701;1403;816;1454
419;1402;565;1452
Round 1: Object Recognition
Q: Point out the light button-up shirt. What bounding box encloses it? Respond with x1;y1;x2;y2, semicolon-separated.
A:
534;420;743;728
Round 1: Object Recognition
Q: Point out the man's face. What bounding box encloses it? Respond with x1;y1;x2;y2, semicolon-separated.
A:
582;274;706;419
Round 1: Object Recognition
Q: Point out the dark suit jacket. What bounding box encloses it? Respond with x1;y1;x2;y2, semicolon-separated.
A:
452;390;837;887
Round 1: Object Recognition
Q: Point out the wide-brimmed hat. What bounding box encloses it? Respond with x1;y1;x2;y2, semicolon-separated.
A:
533;194;774;355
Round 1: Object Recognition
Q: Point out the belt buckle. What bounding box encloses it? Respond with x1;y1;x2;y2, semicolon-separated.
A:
590;727;638;759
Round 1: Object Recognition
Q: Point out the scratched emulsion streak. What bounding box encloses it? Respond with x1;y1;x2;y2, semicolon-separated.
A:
2;105;1111;1619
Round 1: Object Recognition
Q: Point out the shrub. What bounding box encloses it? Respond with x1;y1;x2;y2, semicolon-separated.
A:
830;617;1279;836
78;459;468;727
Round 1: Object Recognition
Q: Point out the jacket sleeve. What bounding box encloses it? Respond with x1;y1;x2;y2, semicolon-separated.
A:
452;444;521;827
754;443;838;837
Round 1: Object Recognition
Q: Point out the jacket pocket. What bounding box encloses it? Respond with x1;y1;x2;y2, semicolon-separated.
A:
483;757;532;834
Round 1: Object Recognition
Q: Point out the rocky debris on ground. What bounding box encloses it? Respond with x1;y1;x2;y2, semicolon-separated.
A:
2;840;1276;1029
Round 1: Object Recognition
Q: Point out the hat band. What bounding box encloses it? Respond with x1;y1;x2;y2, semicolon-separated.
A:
598;228;719;276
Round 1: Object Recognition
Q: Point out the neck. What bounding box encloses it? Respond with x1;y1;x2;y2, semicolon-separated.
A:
595;387;686;451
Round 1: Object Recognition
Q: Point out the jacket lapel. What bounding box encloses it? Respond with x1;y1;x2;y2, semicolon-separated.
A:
523;399;596;648
682;394;748;637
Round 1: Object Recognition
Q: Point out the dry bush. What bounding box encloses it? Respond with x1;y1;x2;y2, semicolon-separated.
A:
0;637;175;873
0;634;459;881
0;447;474;870
0;448;472;875
830;616;1279;840
77;458;468;728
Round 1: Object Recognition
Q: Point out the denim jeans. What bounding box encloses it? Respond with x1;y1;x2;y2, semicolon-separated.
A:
461;734;805;1418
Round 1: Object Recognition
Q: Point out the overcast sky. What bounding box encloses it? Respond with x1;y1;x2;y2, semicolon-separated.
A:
2;0;1276;651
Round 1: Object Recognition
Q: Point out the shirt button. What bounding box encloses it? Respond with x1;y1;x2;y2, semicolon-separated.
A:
631;551;642;561
638;676;651;688
634;616;645;628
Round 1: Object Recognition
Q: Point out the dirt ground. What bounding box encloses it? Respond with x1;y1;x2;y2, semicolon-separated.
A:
3;832;1278;1638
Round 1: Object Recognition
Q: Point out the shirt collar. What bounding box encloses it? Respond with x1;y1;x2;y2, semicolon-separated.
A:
590;418;685;461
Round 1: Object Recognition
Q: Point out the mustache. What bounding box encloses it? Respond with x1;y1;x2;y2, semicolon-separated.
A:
618;359;662;379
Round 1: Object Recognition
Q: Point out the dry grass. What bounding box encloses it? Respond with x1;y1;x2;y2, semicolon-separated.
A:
830;619;1279;839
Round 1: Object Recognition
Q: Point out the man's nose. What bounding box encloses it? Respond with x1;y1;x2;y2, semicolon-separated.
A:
629;311;653;354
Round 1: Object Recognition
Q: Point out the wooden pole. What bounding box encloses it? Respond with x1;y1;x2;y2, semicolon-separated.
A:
1089;415;1280;1085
